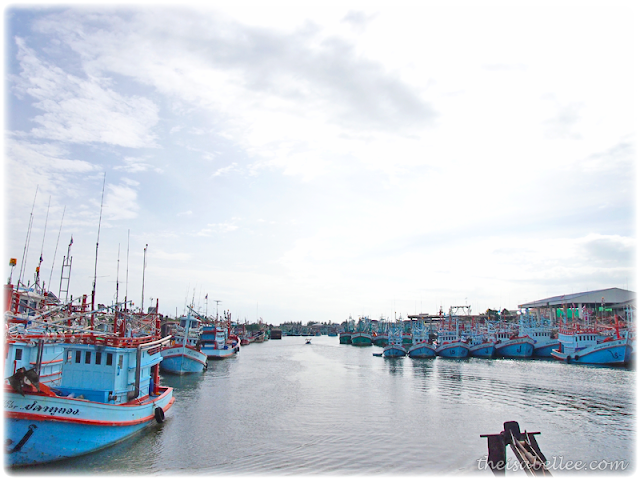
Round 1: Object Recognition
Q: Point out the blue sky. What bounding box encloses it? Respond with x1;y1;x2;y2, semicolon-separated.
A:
2;1;636;324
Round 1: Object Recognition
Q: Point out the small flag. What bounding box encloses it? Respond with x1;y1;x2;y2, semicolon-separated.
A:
205;294;208;300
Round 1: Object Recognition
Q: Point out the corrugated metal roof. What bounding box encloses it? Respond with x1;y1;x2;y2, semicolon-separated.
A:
518;287;635;308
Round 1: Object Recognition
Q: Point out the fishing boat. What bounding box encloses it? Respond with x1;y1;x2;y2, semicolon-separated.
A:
435;315;470;359
468;332;496;358
350;316;373;346
407;320;436;358
550;314;632;365
4;284;69;386
494;329;535;359
5;300;174;467
372;318;389;347
383;323;406;357
339;316;355;344
518;312;559;358
160;311;207;374
199;310;239;359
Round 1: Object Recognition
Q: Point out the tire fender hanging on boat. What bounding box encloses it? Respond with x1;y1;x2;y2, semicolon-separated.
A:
154;406;165;423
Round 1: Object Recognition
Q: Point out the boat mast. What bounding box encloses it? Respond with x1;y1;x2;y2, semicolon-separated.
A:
17;186;38;288
141;244;148;312
35;195;51;290
48;205;66;290
91;173;107;329
125;229;130;311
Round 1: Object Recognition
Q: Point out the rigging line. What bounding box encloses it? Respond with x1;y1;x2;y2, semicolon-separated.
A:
18;186;39;287
48;205;66;290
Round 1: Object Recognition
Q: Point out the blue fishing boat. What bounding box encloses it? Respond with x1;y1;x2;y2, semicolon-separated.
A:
518;312;559;358
383;323;406;357
160;312;207;374
435;315;469;359
200;310;240;359
551;314;632;366
5;305;174;466
468;332;496;358
407;320;436;358
494;330;535;359
351;316;373;346
4;284;68;386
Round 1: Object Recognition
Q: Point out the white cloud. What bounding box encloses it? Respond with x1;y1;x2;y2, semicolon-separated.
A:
104;183;139;220
13;37;159;148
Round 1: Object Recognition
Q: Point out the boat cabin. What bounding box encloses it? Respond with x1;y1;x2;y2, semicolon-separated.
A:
52;343;162;404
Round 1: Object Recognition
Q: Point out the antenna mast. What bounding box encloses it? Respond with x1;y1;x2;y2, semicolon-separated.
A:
35;195;51;290
141;244;148;312
91;173;107;328
48;205;66;290
18;186;38;287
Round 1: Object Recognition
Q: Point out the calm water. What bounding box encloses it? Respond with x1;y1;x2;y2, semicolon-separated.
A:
17;336;635;475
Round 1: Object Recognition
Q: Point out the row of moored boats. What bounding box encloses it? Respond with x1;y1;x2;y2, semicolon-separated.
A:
340;309;635;365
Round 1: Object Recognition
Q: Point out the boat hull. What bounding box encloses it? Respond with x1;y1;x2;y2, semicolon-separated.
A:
351;334;372;346
469;342;495;358
532;340;560;358
4;387;174;466
407;343;436;358
436;342;470;358
495;338;535;358
372;335;388;347
382;345;406;357
551;339;632;365
160;346;207;374
202;345;239;359
339;333;352;345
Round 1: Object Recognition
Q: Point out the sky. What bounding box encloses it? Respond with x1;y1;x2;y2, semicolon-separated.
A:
1;0;637;325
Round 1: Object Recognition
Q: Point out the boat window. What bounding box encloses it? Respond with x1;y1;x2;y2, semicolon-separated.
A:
118;355;123;368
191;321;198;329
15;348;22;361
180;320;186;327
106;353;113;366
95;352;102;365
75;351;82;363
85;351;91;364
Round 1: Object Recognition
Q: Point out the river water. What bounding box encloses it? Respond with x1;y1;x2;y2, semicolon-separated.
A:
17;335;635;475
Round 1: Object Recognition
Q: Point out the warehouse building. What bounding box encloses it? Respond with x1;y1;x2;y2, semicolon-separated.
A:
518;287;635;322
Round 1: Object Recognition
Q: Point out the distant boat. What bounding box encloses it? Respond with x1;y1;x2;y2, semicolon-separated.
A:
551;314;632;365
200;311;240;359
494;330;535;359
468;333;496;358
351;316;373;346
518;312;559;358
435;316;470;359
407;320;436;358
160;312;208;374
305;338;312;344
383;323;406;357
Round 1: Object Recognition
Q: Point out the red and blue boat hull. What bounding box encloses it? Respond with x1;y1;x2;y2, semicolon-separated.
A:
160;346;207;374
436;342;470;358
495;338;535;359
407;342;436;358
551;339;632;365
4;387;174;466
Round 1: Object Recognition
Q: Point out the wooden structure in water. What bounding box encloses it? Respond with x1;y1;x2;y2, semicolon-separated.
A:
480;421;551;476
